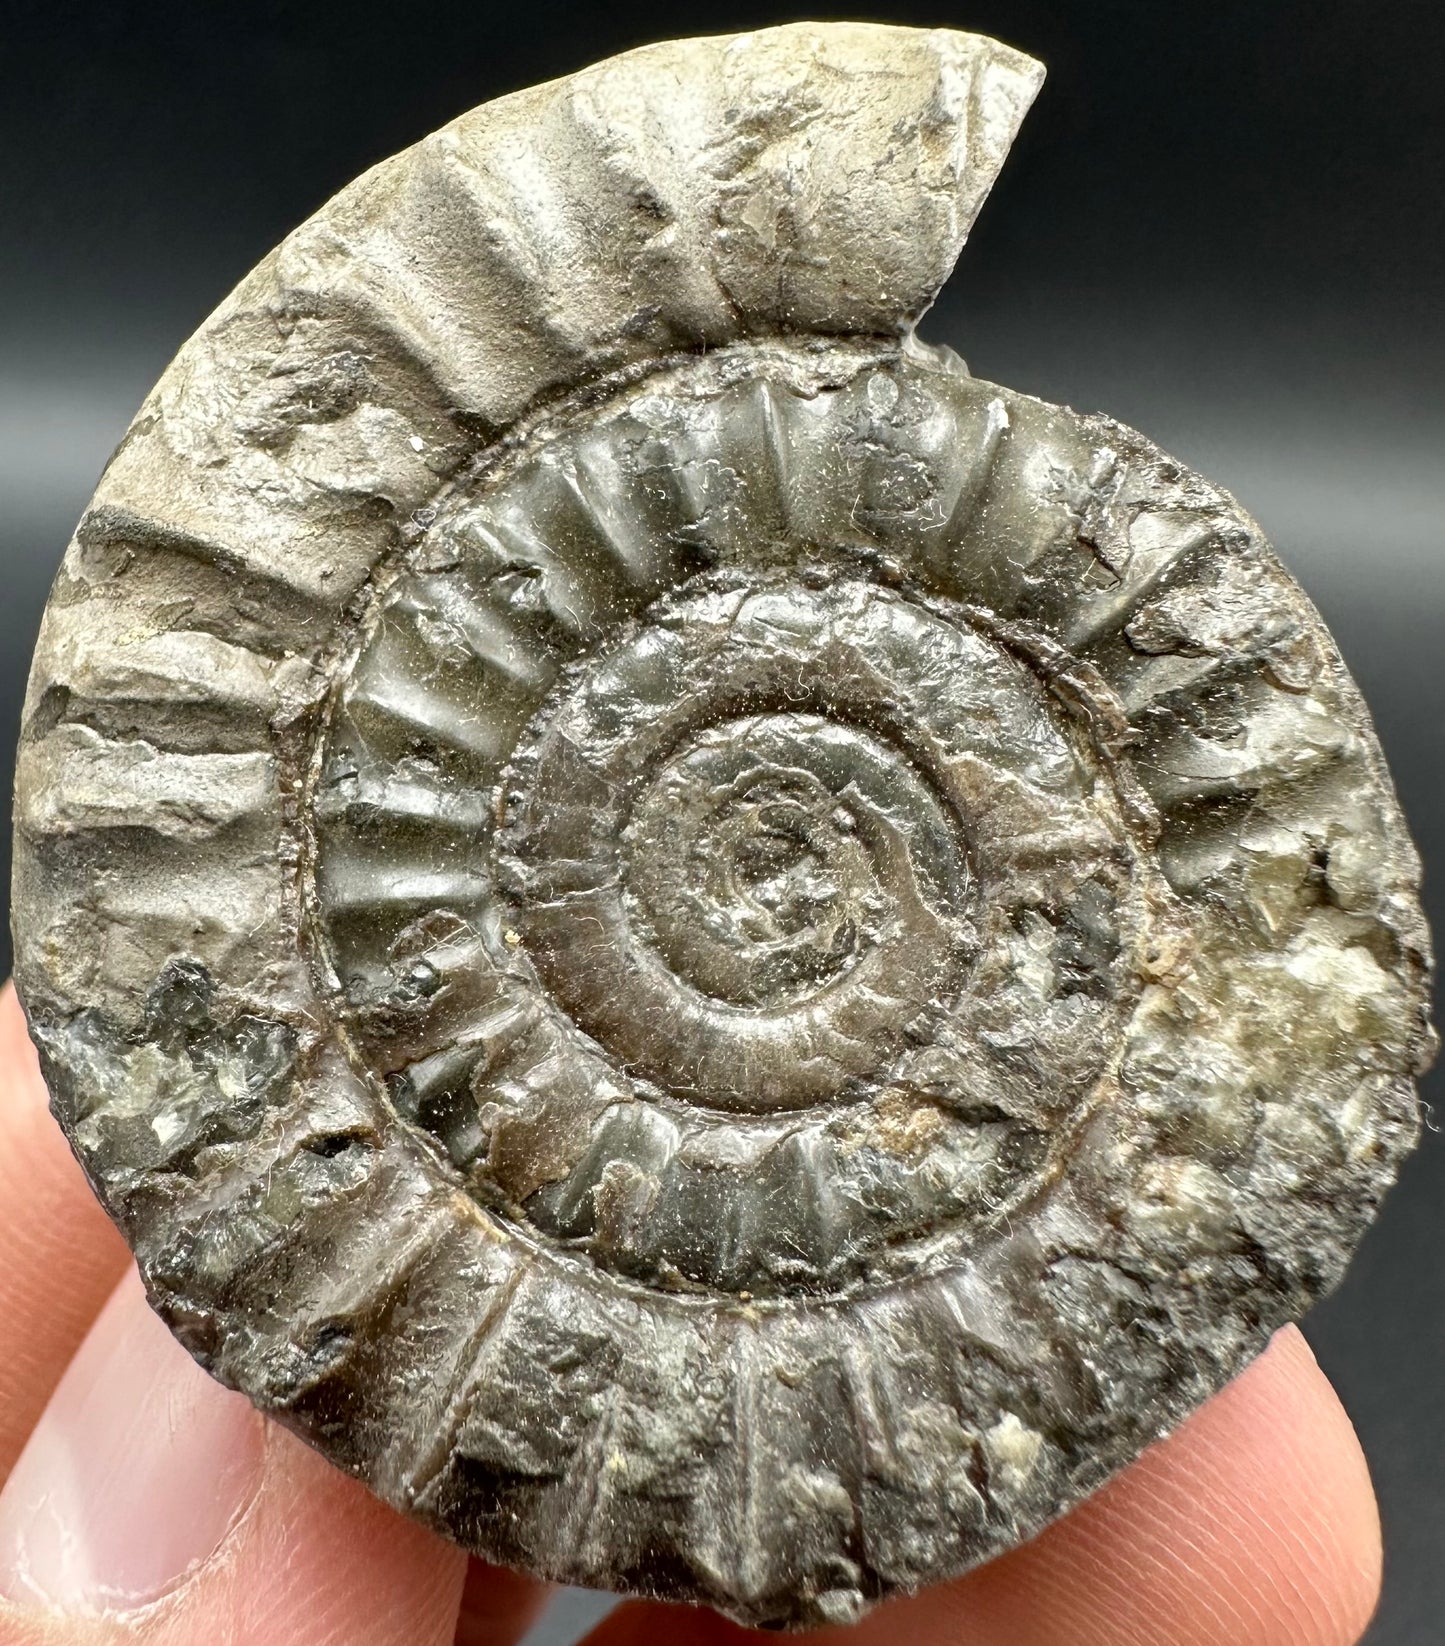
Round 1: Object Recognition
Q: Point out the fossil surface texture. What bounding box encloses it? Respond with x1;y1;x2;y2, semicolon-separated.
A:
10;21;1434;1630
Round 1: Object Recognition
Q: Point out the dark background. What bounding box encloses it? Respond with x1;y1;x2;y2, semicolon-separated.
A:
2;2;1441;1640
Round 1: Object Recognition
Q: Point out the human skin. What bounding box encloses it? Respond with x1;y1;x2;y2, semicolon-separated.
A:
0;982;1382;1646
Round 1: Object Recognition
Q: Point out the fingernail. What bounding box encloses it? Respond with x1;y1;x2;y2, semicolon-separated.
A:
0;1270;266;1613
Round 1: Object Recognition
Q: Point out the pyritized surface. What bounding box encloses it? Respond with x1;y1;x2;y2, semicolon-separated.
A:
11;21;1433;1631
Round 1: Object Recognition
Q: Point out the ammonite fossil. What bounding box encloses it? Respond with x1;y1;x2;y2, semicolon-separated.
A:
11;22;1434;1629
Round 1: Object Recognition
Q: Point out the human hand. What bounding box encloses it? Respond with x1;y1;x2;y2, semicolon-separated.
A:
0;983;1381;1646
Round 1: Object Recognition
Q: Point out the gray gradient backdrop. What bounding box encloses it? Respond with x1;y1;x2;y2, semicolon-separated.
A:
2;2;1441;1641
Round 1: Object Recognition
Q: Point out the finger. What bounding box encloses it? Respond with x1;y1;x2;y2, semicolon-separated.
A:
0;1269;472;1646
583;1325;1380;1646
0;982;130;1480
454;1558;552;1646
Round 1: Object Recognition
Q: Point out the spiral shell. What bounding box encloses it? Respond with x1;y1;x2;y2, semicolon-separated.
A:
12;23;1432;1628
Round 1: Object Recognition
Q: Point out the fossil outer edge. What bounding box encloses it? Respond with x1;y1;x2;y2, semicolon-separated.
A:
9;22;1435;1631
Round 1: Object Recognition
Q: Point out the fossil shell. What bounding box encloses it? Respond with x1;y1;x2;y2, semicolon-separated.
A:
11;22;1434;1630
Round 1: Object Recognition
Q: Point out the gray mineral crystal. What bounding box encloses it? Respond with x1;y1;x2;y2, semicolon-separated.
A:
10;22;1434;1630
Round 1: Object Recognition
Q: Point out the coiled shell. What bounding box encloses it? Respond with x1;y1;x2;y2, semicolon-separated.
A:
12;23;1433;1629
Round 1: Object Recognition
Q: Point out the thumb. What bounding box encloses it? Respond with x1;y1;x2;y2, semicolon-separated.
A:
0;1269;468;1646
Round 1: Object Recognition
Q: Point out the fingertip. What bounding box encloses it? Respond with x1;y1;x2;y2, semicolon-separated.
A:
0;1270;267;1613
454;1558;552;1646
0;1273;469;1646
0;983;130;1481
0;981;57;1125
211;1410;469;1646
1191;1324;1382;1643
